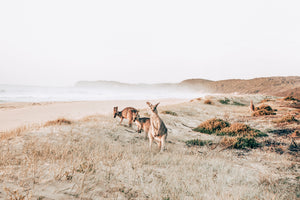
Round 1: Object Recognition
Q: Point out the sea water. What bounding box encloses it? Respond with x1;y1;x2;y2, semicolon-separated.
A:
0;84;202;102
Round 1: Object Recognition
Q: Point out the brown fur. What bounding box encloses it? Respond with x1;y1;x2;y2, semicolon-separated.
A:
113;106;139;127
249;100;255;112
290;130;300;147
146;102;168;152
135;117;150;140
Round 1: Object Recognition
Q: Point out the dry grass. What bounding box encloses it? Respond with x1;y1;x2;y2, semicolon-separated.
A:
260;98;272;103
194;119;266;137
0;96;299;199
291;130;300;138
190;97;202;102
220;136;238;147
0;124;40;141
193;118;230;134
273;114;298;124
204;99;213;105
43;118;72;127
161;110;178;116
3;187;32;200
252;104;276;116
0;126;28;141
283;95;300;102
218;123;267;137
194;119;267;150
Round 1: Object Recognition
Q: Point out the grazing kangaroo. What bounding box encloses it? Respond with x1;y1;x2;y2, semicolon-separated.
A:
146;102;168;152
113;106;139;127
135;116;151;140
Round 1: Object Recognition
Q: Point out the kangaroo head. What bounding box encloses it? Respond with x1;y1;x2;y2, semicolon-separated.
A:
132;110;139;122
113;106;118;118
146;102;160;114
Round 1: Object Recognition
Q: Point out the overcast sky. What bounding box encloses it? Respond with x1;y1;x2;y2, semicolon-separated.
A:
0;0;299;86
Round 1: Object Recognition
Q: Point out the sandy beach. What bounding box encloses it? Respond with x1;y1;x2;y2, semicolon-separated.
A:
0;99;186;132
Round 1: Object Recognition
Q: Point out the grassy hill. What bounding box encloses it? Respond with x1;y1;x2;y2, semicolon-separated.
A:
180;76;300;98
76;76;300;98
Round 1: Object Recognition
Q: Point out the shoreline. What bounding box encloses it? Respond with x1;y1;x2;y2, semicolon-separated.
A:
0;98;187;132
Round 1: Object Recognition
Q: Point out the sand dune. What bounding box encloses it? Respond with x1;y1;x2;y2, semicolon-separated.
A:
0;94;299;199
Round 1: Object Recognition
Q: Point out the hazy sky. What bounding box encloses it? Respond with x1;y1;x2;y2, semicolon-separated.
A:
0;0;300;86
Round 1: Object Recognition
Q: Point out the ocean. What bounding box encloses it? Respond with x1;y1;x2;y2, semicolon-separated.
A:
0;84;202;102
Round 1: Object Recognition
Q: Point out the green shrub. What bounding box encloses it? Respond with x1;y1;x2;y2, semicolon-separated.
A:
232;101;246;106
219;98;230;104
161;110;178;116
233;137;261;149
185;139;213;147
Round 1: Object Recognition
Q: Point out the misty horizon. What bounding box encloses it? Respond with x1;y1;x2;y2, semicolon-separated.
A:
1;75;299;88
1;0;300;87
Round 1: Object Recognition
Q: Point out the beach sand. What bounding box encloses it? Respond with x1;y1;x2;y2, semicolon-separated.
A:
0;99;185;132
0;95;299;199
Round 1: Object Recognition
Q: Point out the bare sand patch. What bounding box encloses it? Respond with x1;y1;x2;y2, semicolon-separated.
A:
0;99;185;132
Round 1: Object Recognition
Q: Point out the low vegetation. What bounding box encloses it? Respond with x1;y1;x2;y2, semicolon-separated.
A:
219;98;246;106
252;104;276;116
204;99;212;105
273;114;298;124
193;118;229;134
233;137;261;149
0;124;39;141
44;118;72;127
232;101;246;106
220;136;261;149
260;98;272;103
1;95;299;199
194;119;267;150
161;110;178;116
218;123;267;137
193;119;266;137
283;95;299;102
219;98;230;104
185;139;213;147
190;97;202;102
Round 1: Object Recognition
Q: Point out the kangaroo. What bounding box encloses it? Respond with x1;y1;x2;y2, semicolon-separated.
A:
290;130;300;147
113;106;139;127
135;116;151;140
249;100;256;112
146;102;168;152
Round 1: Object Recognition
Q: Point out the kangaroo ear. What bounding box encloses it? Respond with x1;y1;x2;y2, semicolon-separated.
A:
154;102;160;108
146;102;152;107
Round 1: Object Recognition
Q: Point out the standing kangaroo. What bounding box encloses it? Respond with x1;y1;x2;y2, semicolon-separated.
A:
135;116;151;140
249;100;256;112
146;102;168;152
113;106;139;127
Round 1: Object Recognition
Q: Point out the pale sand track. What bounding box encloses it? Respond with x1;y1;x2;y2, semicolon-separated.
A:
0;99;186;132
